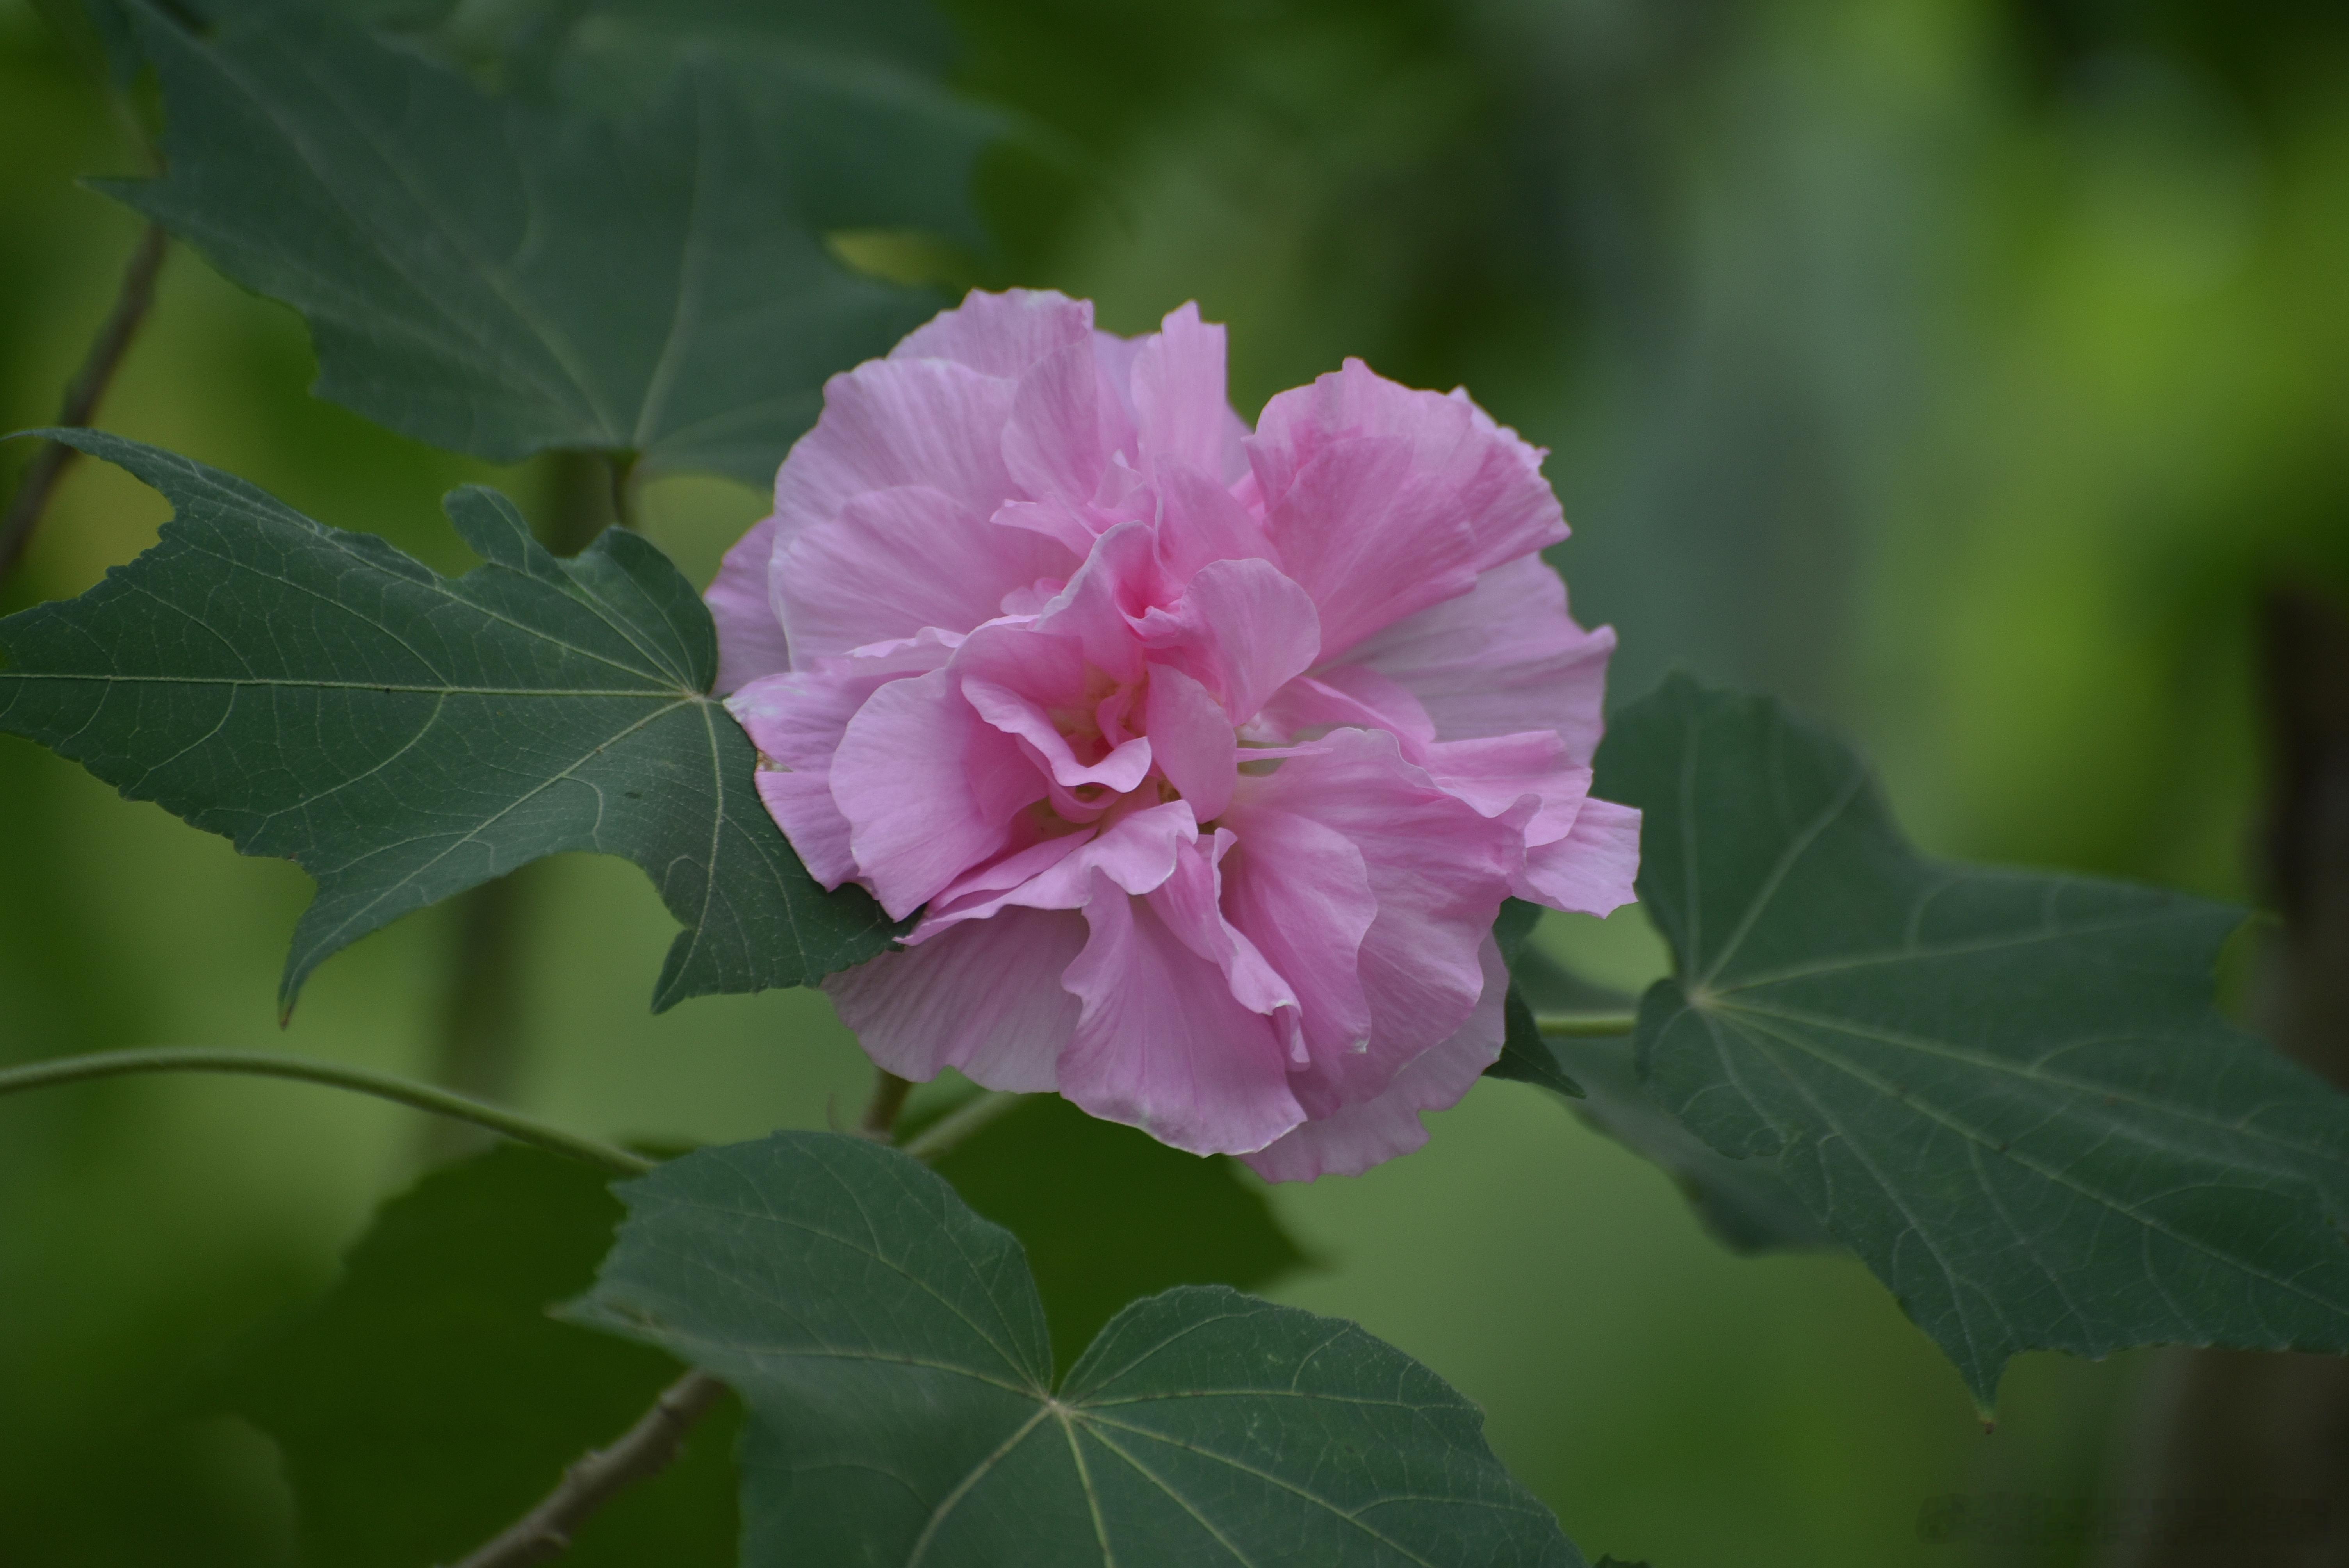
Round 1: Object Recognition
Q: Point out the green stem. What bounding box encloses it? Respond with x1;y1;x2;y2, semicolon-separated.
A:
900;1089;1024;1163
0;1048;651;1177
1535;1011;1639;1038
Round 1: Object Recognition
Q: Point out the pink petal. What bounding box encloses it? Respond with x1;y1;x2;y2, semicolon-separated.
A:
831;668;1043;918
706;513;791;695
1003;340;1109;514
1057;871;1305;1156
1249;358;1566;578
1153;461;1279;584
888;288;1094;378
1218;802;1376;1058
966;677;1154;792
771;357;1018;555
1255;434;1482;659
1132;302;1246;484
920;800;1198;934
1223;728;1517;1115
1144;832;1304;1064
1420;733;1583;842
824;907;1086;1092
1030;521;1161;683
1346;553;1614;758
1258;666;1436;753
776;486;1077;665
1134;556;1321;723
1143;663;1237;821
1241;938;1510;1182
725;635;955;886
1522;795;1642;918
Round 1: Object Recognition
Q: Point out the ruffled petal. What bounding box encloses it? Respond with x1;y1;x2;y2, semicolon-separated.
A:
1249;358;1566;578
1240;938;1509;1182
1133;556;1321;724
1142;663;1237;821
1222;728;1516;1115
1522;795;1642;918
706;512;791;695
1003;339;1110;515
920;800;1198;933
1219;802;1376;1058
1152;461;1278;585
831;667;1042;918
824;906;1085;1092
1132;302;1247;484
1345;553;1613;758
725;634;956;886
888;287;1094;378
1057;870;1305;1156
771;357;1018;554
777;486;1077;665
1254;434;1482;659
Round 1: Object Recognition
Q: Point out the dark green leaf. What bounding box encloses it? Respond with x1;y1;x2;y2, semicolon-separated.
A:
1502;934;1832;1255
1599;674;2349;1405
0;433;898;1010
1487;899;1586;1097
221;1145;735;1568
103;2;945;482
929;1092;1308;1374
569;1131;1584;1567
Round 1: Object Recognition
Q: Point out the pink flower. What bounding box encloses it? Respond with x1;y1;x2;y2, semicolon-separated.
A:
713;290;1640;1179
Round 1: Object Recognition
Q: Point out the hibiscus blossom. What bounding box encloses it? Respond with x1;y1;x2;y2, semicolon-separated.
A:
711;290;1639;1179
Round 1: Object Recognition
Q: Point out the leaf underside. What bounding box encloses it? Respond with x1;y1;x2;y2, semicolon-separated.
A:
106;1;947;482
569;1131;1585;1568
0;432;898;1011
928;1092;1308;1376
1598;674;2349;1406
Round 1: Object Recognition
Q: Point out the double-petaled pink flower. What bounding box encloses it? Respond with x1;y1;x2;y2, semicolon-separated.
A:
711;290;1638;1179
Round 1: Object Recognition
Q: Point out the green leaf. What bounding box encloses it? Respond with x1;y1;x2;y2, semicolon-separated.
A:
929;1092;1308;1374
568;1131;1585;1567
1504;935;1832;1256
103;2;945;483
0;433;898;1011
1598;674;2349;1405
1486;898;1585;1098
221;1144;735;1568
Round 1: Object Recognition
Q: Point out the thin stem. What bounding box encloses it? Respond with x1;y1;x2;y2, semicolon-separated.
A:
900;1089;1025;1162
0;220;169;586
446;1368;728;1568
1535;1011;1639;1038
421;869;536;1164
0;1048;650;1177
859;1069;914;1142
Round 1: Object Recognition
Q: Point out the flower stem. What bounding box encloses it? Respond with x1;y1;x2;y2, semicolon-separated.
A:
900;1088;1024;1162
1534;1011;1639;1038
859;1069;915;1141
0;1047;650;1177
0;220;169;587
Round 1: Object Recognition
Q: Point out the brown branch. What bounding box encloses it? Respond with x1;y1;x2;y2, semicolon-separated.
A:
0;220;169;586
445;1370;729;1568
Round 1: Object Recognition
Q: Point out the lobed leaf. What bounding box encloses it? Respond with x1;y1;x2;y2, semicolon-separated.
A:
103;1;946;482
569;1130;1585;1567
1597;674;2349;1405
0;432;899;1011
1498;928;1832;1256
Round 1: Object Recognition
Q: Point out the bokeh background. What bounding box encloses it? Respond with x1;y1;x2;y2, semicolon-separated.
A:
4;0;2347;1563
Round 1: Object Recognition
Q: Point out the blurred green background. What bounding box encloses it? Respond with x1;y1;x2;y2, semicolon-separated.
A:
4;0;2346;1563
